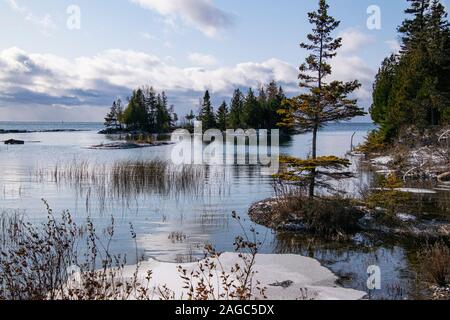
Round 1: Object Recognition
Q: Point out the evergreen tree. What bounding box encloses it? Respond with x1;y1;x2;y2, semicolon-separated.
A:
155;92;172;133
122;89;148;130
398;0;431;52
370;0;450;141
277;0;365;198
104;99;123;129
216;101;229;131
197;90;216;130
228;89;244;128
143;86;158;132
242;88;261;128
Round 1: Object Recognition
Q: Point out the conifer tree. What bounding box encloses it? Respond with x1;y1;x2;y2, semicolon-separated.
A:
277;0;365;198
197;90;216;131
242;88;261;129
228;89;244;129
104;99;123;129
216;101;229;131
370;0;450;140
398;0;431;52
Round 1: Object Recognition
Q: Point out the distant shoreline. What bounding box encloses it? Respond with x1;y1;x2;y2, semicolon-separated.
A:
0;129;88;134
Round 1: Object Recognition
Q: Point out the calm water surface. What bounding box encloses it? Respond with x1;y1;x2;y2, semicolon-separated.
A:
1;122;417;299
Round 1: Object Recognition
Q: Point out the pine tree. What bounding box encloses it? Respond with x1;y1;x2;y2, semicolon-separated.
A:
143;86;158;132
370;55;399;139
228;89;244;129
277;0;365;198
216;101;228;131
155;92;172;133
242;88;261;129
104;99;123;129
398;0;431;52
370;0;450;140
197;90;216;131
122;89;147;130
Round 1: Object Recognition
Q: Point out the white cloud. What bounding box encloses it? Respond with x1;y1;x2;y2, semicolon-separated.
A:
188;52;218;67
0;46;375;120
338;29;375;53
140;32;156;40
331;55;375;100
130;0;233;37
385;40;401;54
4;0;56;36
0;47;297;107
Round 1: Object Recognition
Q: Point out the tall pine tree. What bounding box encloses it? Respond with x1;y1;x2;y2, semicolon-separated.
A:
216;101;229;131
277;0;365;198
197;90;216;131
228;89;244;129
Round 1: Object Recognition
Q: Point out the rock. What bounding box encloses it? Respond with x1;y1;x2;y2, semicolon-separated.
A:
88;141;174;150
396;213;417;222
269;280;294;288
4;139;24;145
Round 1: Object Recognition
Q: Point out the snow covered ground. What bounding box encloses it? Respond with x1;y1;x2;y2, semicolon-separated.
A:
120;253;367;300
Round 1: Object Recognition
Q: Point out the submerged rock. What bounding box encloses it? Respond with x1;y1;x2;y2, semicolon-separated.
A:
4;139;24;145
88;141;173;150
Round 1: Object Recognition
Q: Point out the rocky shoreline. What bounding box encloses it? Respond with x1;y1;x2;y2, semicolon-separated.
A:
248;198;450;239
0;129;85;134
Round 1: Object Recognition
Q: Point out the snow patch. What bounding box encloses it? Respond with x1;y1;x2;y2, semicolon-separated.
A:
121;253;367;300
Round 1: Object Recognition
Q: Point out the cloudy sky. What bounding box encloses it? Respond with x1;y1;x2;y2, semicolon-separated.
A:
0;0;442;122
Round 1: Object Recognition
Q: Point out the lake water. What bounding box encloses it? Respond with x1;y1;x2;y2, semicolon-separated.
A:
1;121;419;299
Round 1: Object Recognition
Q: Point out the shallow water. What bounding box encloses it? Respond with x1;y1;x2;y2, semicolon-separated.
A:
0;121;424;299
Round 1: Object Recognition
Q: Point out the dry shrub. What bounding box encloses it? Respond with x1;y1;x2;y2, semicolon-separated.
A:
419;241;450;288
0;200;152;300
0;203;264;301
273;193;363;239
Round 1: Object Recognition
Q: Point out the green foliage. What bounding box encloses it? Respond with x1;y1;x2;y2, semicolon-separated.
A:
356;130;388;153
111;87;176;133
365;174;412;220
216;101;228;132
242;88;261;129
104;99;124;129
197;90;216;131
275;155;353;193
370;0;450;142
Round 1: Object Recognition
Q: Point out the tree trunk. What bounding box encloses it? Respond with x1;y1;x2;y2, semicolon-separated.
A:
309;125;319;198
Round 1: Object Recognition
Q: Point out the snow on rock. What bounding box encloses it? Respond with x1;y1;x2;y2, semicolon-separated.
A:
121;253;367;300
371;156;394;166
394;188;437;194
372;187;437;194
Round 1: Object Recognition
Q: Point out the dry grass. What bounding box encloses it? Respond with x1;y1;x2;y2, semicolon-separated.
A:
36;159;207;212
419;241;450;288
272;191;363;239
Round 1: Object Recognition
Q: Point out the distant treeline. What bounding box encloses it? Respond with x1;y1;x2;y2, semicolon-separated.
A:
370;0;450;141
104;81;288;133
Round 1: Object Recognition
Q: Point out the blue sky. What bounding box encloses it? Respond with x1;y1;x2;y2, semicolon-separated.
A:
0;0;447;121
